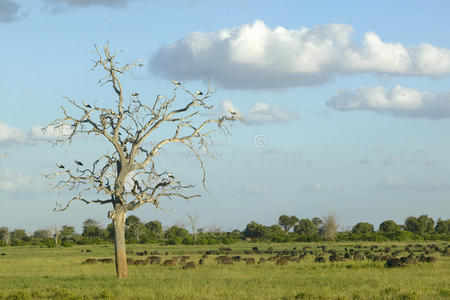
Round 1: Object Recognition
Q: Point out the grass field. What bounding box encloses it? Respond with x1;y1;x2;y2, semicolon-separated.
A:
0;242;449;299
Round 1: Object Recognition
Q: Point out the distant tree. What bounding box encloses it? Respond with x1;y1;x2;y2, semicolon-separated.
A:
106;223;115;241
405;215;434;234
404;216;419;233
435;218;450;235
230;229;242;239
0;227;10;245
417;215;435;234
351;222;374;235
165;225;189;244
125;215;141;226
294;218;319;239
125;215;146;243
82;219;104;238
187;213;201;244
243;221;266;239
278;215;299;233
312;217;323;227
379;220;401;233
145;220;163;238
52;225;59;248
33;229;52;238
264;225;285;241
60;225;76;239
10;229;27;241
319;213;339;241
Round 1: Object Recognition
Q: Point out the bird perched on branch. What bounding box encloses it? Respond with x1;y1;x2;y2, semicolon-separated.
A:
167;173;175;179
56;162;65;169
228;109;237;116
196;91;203;96
74;160;83;166
134;180;142;192
171;80;181;85
82;101;91;109
132;93;139;97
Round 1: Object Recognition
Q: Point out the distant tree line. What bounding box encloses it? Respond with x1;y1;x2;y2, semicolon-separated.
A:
0;214;448;247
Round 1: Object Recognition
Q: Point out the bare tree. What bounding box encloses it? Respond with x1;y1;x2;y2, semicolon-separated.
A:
45;44;241;278
319;212;339;241
52;225;59;248
187;213;201;243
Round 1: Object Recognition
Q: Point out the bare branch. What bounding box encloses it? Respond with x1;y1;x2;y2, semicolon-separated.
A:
46;43;242;214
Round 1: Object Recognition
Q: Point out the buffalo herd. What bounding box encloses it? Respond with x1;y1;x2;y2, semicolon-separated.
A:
80;242;448;270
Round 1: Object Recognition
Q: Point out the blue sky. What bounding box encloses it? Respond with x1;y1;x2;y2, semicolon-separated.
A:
1;0;449;233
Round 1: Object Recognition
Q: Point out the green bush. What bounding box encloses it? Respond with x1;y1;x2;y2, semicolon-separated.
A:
61;240;73;247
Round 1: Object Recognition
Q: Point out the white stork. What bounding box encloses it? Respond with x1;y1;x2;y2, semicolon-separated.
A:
82;101;91;109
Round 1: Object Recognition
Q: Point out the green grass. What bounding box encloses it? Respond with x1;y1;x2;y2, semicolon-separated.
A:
0;242;449;299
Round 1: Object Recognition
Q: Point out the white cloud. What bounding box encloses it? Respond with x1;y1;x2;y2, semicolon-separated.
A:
0;122;27;144
151;20;450;89
247;102;299;125
377;176;450;191
0;0;20;23
215;100;298;125
220;99;241;117
29;124;72;141
0;122;71;146
343;32;412;74
327;85;450;119
0;170;44;192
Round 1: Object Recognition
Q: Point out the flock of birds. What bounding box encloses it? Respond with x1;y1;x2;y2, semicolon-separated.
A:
56;80;236;174
56;160;83;169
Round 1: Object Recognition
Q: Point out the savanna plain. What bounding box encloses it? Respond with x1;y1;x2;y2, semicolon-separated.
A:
0;242;449;300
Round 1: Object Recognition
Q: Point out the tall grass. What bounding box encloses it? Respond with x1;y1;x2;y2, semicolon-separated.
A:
0;242;448;299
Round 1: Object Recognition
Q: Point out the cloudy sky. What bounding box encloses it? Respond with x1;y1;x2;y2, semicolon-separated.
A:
1;0;449;233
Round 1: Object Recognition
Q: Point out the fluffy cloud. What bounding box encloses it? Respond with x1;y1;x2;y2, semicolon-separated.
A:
0;122;71;146
29;124;72;140
327;85;450;119
246;102;299;124
216;100;298;125
0;122;26;144
151;20;450;89
377;176;450;191
0;0;20;23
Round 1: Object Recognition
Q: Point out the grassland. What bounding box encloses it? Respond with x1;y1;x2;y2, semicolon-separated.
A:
0;242;449;300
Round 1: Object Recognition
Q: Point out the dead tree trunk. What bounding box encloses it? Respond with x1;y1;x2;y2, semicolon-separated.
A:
54;225;58;248
110;206;128;278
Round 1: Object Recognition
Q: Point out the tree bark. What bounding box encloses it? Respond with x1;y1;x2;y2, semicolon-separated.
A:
112;207;128;278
